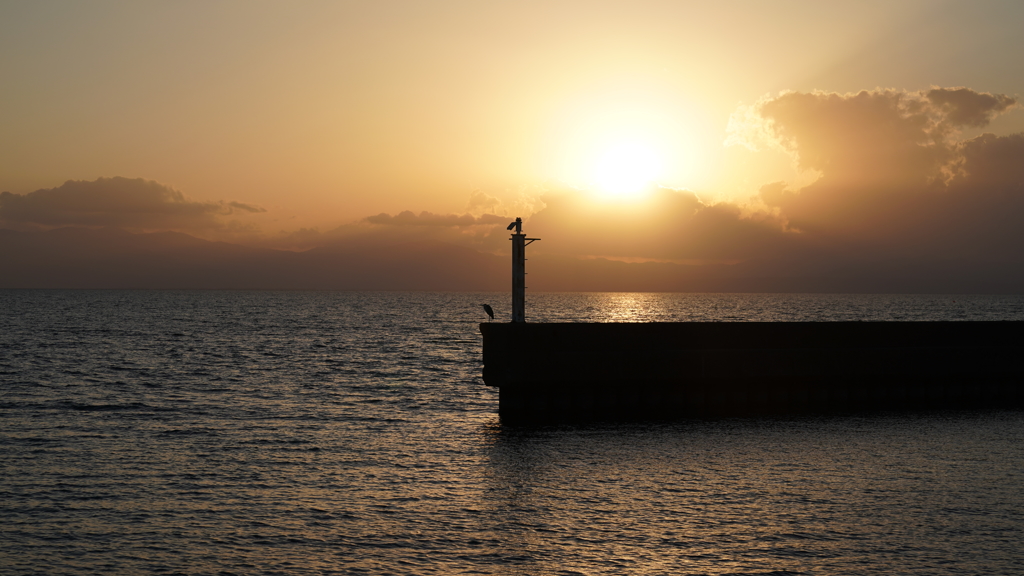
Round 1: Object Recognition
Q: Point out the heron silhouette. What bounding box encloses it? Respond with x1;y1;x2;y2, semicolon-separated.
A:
481;303;494;321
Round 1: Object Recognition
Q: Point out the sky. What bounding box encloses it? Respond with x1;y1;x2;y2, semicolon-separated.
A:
2;0;1024;290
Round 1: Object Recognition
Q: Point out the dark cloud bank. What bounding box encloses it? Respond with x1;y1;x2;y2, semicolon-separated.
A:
3;87;1024;292
0;227;507;290
0;177;264;231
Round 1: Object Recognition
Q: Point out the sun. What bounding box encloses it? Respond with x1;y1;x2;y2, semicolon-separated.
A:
591;140;662;199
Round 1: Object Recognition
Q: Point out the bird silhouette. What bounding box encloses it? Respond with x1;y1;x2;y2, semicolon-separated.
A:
481;303;494;321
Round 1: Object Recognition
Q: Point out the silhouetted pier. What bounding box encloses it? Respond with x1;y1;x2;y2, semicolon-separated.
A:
481;321;1024;422
480;218;1024;422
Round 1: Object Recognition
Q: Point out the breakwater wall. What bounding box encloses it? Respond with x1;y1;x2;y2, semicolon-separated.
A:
480;321;1024;423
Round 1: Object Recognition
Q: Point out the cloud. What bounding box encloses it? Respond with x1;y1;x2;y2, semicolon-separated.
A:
364;210;508;227
8;85;1020;292
236;207;517;253
0;177;265;231
525;184;790;263
233;189;544;252
739;87;1024;263
926;88;1017;129
226;201;265;213
730;87;1017;183
953;132;1024;191
336;83;1022;285
466;191;502;214
465;188;545;218
519;86;1024;286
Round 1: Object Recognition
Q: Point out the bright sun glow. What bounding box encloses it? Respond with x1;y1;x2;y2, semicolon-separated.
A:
591;140;663;199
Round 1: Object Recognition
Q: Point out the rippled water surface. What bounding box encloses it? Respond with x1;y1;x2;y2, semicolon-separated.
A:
2;291;1024;575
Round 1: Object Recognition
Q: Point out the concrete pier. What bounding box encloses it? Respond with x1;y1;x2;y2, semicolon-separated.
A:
480;321;1024;423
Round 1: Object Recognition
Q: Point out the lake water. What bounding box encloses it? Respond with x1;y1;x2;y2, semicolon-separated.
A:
2;290;1024;575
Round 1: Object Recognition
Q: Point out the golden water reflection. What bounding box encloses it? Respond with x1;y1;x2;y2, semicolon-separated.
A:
523;292;1015;323
480;414;1023;575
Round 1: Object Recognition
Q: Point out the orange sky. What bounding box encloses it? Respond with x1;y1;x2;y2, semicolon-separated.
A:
2;1;1024;290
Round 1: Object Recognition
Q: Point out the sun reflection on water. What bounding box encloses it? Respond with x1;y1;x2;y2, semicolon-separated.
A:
522;293;1024;323
605;293;655;322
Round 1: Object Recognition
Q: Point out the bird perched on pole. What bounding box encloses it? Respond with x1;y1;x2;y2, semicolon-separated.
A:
481;303;494;321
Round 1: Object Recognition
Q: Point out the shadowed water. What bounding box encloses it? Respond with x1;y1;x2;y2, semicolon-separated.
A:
2;290;1023;575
